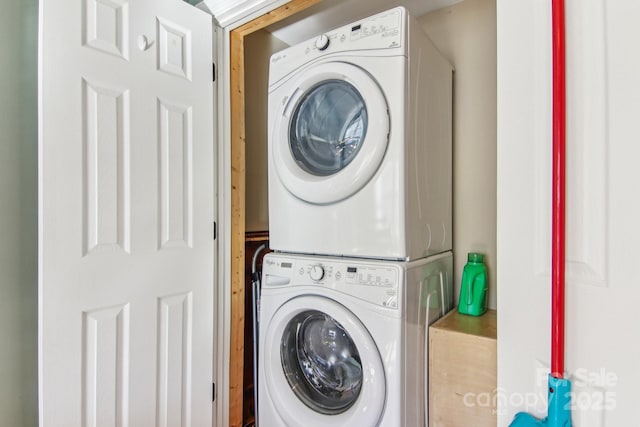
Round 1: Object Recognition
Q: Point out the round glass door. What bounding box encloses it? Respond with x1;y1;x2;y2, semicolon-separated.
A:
272;62;389;205
289;80;367;176
262;295;386;426
280;310;363;414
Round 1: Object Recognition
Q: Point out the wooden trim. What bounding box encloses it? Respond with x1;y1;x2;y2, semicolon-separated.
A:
229;29;246;427
228;1;322;426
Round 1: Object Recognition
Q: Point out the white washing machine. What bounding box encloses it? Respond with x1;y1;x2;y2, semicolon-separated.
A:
258;252;453;426
268;7;453;260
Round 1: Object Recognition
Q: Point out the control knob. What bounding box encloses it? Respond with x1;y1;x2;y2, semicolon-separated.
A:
309;265;325;281
315;34;330;51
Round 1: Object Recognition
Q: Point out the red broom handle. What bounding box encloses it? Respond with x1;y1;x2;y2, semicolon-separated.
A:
551;0;566;379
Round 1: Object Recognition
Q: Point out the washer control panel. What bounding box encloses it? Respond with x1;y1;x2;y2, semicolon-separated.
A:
263;254;401;309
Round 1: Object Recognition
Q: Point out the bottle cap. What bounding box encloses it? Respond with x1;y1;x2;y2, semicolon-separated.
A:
468;252;484;263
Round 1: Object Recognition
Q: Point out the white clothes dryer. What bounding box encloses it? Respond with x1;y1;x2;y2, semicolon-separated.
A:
268;7;453;260
258;251;453;427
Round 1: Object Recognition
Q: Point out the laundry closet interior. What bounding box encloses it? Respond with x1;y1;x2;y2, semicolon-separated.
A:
231;0;497;425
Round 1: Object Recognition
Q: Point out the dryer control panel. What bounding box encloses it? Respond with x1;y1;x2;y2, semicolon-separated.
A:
262;254;402;310
269;7;407;86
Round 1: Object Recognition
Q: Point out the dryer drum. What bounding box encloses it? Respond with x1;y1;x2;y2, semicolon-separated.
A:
289;79;368;176
280;310;363;415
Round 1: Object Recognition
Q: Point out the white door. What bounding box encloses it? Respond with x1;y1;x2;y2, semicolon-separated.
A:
39;0;216;425
497;1;640;425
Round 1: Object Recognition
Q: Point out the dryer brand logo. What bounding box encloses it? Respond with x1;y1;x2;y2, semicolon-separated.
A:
271;53;286;64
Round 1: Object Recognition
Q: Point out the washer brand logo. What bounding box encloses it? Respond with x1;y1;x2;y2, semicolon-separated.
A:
265;259;276;266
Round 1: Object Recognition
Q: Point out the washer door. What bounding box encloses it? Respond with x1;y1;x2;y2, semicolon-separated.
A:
272;62;389;204
263;295;386;426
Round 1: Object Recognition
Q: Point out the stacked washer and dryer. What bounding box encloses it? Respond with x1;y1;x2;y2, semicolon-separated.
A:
258;7;454;426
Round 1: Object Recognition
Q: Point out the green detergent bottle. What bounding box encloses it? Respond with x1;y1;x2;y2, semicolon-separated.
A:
458;252;488;316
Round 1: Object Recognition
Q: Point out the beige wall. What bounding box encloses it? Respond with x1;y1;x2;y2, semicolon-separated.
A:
244;30;289;232
0;0;39;425
419;0;497;309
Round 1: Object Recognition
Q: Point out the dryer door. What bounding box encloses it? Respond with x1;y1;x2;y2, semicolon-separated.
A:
272;61;390;204
263;295;386;426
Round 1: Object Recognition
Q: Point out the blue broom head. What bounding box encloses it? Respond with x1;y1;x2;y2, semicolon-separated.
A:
509;374;572;427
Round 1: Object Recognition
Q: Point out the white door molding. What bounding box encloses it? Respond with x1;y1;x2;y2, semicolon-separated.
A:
201;0;290;27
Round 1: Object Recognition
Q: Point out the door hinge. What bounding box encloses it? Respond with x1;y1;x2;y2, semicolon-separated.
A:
212;62;216;82
213;221;217;240
212;382;216;402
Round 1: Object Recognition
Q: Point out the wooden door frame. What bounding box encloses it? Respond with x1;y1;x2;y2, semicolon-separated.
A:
228;1;321;425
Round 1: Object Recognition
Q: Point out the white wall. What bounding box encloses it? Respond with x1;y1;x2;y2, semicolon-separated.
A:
245;30;288;232
0;0;38;425
497;1;640;425
419;0;497;309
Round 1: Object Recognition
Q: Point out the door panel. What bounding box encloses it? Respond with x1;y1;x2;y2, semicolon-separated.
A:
39;0;216;425
82;79;131;255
